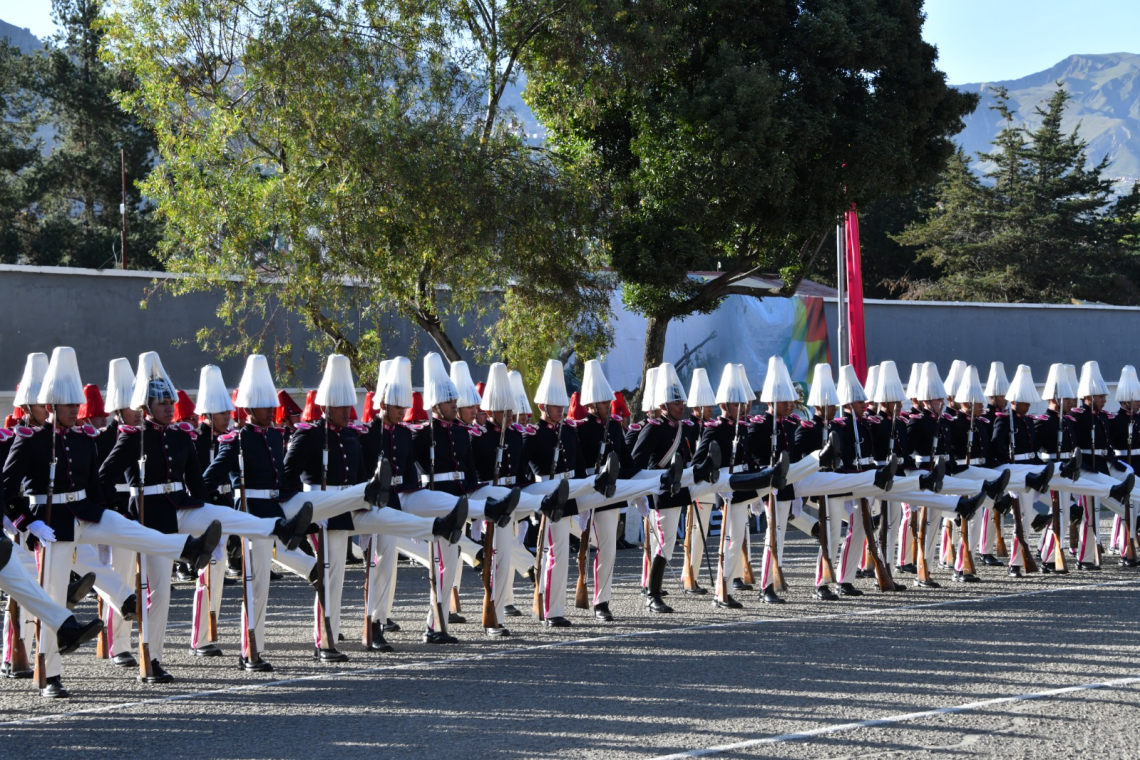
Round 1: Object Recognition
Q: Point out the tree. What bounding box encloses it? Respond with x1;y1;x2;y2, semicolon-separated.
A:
0;40;40;262
523;0;977;400
6;0;162;269
106;0;611;384
896;86;1140;304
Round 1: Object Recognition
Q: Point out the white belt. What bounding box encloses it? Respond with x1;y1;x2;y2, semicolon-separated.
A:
130;482;184;497
536;471;571;482
420;471;465;485
303;483;350;492
584;467;597;476
1082;448;1108;457
1114;449;1140;457
912;455;935;464
729;464;749;474
216;484;233;494
493;476;516;486
1039;452;1071;461
115;484;129;493
854;456;875;467
236;488;280;500
28;490;85;505
954;458;971;466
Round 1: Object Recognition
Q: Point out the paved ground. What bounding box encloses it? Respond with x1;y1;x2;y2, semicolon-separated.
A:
0;524;1138;758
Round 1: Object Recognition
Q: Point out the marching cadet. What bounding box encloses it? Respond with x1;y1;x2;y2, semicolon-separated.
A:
682;368;717;596
189;365;236;657
798;363;842;601
100;352;319;678
4;347;221;695
984;362;1010;420
1108;365;1140;565
287;355;465;660
1032;363;1082;570
871;362;916;575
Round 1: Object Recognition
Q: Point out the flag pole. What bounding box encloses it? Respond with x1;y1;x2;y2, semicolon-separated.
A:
835;217;846;366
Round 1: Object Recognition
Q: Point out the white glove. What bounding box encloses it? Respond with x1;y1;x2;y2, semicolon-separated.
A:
577;511;591;532
212;542;225;563
317;519;329;530
27;520;55;544
634;496;650;519
790;498;805;518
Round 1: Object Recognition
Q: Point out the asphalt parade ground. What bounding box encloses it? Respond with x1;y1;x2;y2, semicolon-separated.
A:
0;523;1138;758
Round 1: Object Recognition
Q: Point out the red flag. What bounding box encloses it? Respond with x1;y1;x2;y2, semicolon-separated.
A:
844;204;868;383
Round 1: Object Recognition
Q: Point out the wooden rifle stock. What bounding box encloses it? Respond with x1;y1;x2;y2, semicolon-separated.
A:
681;505;697;591
481;420;509;630
237;438;261;664
817;497;835;584
8;596;30;672
859;498;894;591
715;501;730;601
33;426;58;689
992;508;1009;557
915;506;932;583
741;533;756;586
94;597;108;659
1010;494;1038;574
532;514;547;619
1050;491;1069;572
765;493;785;591
958;513;977;576
574;515;591;609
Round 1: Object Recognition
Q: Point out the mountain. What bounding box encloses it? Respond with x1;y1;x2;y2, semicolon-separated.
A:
953;53;1140;185
0;19;43;53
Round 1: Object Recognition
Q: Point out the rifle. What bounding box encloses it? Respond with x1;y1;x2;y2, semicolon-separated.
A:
1010;493;1038;573
715;495;731;601
205;424;220;641
134;421;155;682
237;432;262;665
878;409;898;574
681;505;696;591
766;412;786;591
956;409;978;577
988;404;1009;558
363;533;376;648
32;423;58;689
578;410;611;608
1125;409;1139;562
914;407;940;583
314;421;336;651
532;415;563;620
1050;490;1070;572
427;415;448;635
852;409;893;590
482;416;509;628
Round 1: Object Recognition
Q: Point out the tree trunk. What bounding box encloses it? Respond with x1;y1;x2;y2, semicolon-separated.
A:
632;314;670;413
412;311;464;362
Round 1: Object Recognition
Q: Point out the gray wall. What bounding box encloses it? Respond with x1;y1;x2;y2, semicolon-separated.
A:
0;264;494;402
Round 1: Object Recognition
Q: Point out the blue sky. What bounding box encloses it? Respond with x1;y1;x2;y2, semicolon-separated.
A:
5;0;1140;84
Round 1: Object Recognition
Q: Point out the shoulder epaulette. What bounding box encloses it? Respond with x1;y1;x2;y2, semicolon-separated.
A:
218;431;238;443
0;428;12;442
1065;414;1077;422
942;413;954;421
1070;406;1085;414
349;423;368;433
787;413;801;422
832;417;847;426
1030;414;1047;421
119;424;140;434
295;421;313;431
611;414;623;422
681;418;694;426
995;412;1009;418
628;422;643;432
865;415;881;424
647;418;662;426
468;424;483;436
799;419;814;428
1105;412;1117;420
525;424;538;435
401;422;425;432
15;426;35;439
703;419;720;428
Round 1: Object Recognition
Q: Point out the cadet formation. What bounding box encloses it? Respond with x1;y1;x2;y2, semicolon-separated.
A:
2;346;1137;698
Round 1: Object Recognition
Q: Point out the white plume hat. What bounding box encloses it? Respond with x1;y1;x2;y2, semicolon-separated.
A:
195;365;235;415
234;354;280;409
508;370;531;416
904;362;922;400
1043;363;1077;402
1077;360;1108;398
954;365;986;405
874;361;907;404
984;361;1010;398
864;365;880;404
380;357;414;408
712;365;747;405
372;359;394;409
654;363;686;405
944;360;967;402
737;364;755;401
836;365;867;406
534;360;571;407
1116;366;1140;403
38;347;85;406
640;367;659;412
807;364;838;407
1064;365;1079;396
449;360;482;409
131;351;177;409
1006;364;1042;404
760;356;797;404
13;353;48;407
579;359;615;406
422;352;458;408
688;367;716;407
481;363;516;413
916;361;946;402
105;358;135;414
316;354;357;408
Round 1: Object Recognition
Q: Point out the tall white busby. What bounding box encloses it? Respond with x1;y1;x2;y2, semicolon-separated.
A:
105;358;135;414
372;360;394;409
984;361;1010;398
195;366;235;415
534;360;571;407
874;361;907;404
654;363;686;406
449;361;482;409
234;355;280;409
316;354;357;408
13;353;48;407
1064;365;1079;397
481;363;516;413
954;365;986;406
38;347;85;406
508;370;531;416
1042;363;1076;402
737;365;755;401
836;365;867;406
916;361;947;402
807;364;838;407
380;357;414;409
865;365;880;404
904;362;922;400
1077;360;1108;398
422;352;458;409
1115;366;1140;404
713;365;747;405
131;352;177;409
1006;364;1042;405
944;360;967;402
689;368;717;407
579;360;615;406
640;367;659;412
760;356;797;404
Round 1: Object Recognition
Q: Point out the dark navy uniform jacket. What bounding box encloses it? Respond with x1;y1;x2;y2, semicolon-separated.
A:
948;411;992;473
3;424;107;540
1067;403;1114;474
990;410;1042;468
1109;408;1140;467
906;408;953;469
693;416;756;504
284;419;366;530
631;416;694;511
749;412;796;501
472;420;531;487
362;419;426;510
411;418;479;496
525;418;587;517
203;424;296;521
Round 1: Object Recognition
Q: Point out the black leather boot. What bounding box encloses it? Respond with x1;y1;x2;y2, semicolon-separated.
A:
540;479;568;523
1025;463;1055;493
181;520;223;573
1060;449;1082;480
919;459;946;492
760;584;785;604
1110;473;1135;503
593;451;620;498
954;491;986;520
819;430;842;470
484;488;520;528
363;457;393;507
432;497;469;544
647;556;673;613
874;456;899;492
729;451;789;492
274;501;314;550
983;469;1011;500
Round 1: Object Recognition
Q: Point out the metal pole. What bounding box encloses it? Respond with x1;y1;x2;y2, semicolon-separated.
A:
120;149;127;270
835;218;846;366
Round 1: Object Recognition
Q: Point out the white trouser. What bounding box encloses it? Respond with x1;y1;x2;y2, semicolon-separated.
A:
687;500;713;582
366;533;399;627
3;540;39;666
282;486;369;524
647;507;683;564
838;499;867;584
0;545;71;655
71;544;133;612
590;509;620;606
105;544;136;657
814;497;842;586
576;478;661;511
1006;491;1043;567
539;518;571;619
470;484;542;516
192;543;225;649
313;529;350;649
719;498;752;590
179;503;281;540
142;553;174;662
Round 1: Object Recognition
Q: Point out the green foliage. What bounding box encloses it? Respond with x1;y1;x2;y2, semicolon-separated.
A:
896;86;1140;304
106;0;611;384
523;0;978;326
0;0;161;268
